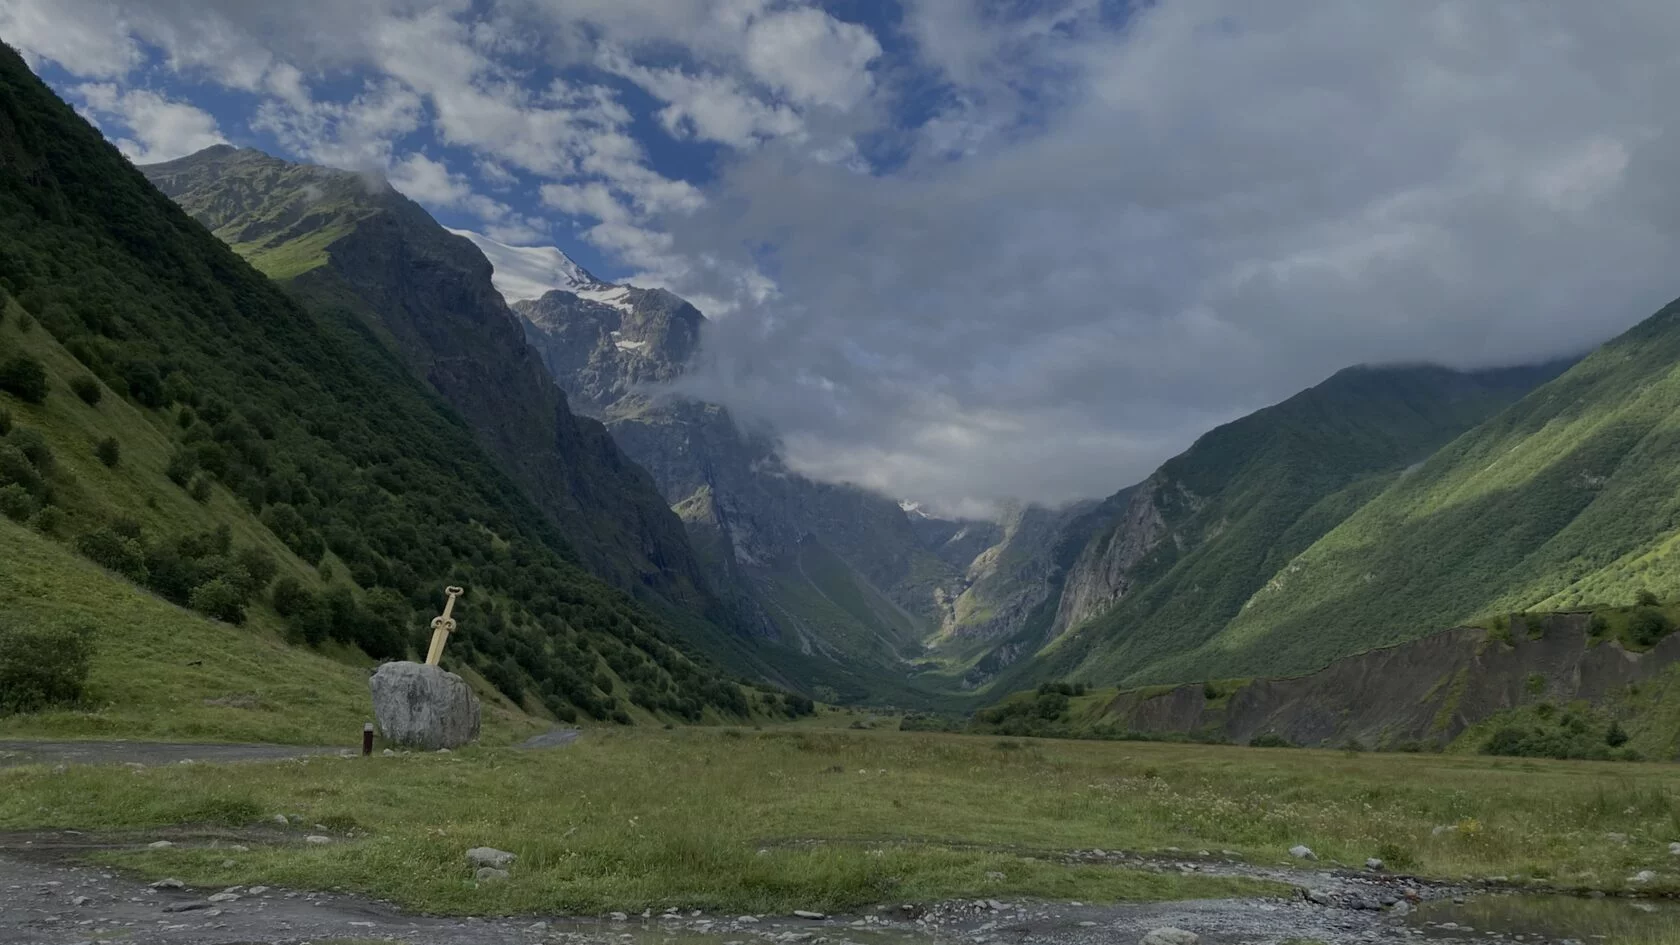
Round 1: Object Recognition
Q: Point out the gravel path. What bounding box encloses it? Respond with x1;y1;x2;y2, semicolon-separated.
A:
0;729;582;769
0;740;348;768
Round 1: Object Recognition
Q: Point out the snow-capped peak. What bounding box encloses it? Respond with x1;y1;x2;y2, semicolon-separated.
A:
448;228;609;303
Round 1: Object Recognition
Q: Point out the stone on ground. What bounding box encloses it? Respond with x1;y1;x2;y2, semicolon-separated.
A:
474;867;509;882
1141;929;1198;945
1288;844;1316;860
369;661;481;750
466;847;516;869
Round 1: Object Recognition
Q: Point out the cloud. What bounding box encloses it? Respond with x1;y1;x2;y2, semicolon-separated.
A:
742;8;881;110
24;0;1680;515
73;82;227;163
666;0;1680;511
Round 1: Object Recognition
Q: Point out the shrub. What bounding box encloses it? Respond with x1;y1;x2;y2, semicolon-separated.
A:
0;483;35;522
1375;841;1416;871
94;435;120;468
189;578;247;624
0;621;94;714
1636;589;1660;607
0;406;10;435
7;427;54;472
69;375;102;406
121;359;165;408
1249;732;1294;748
73;527;148;582
188;474;212;503
0;443;45;498
1605;721;1630;747
0;354;47;404
233;546;278;594
1628;607;1672;646
272;576;313;617
165;448;197;486
27;505;63;535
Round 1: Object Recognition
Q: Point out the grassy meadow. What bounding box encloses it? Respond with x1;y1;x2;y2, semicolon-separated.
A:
3;726;1678;917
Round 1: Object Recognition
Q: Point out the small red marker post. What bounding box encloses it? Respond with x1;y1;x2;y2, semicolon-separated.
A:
362;722;374;756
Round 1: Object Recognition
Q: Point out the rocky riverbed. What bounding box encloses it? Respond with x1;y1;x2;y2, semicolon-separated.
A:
2;828;1662;945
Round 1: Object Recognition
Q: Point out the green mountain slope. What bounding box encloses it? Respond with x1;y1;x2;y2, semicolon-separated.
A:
138;146;720;618
0;42;792;727
1018;362;1569;687
1183;297;1680;680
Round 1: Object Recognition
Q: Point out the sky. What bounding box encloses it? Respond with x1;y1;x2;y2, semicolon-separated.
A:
8;1;1680;516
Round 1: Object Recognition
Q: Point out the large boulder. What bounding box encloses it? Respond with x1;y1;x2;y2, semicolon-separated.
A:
369;661;481;750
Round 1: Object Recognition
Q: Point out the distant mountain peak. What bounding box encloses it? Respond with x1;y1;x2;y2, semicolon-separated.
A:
446;229;608;303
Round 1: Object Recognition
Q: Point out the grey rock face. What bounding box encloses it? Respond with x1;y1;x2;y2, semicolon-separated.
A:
1052;476;1169;637
369;661;481;750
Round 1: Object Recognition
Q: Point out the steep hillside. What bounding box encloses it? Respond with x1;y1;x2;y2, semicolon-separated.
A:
515;290;964;704
0;42;792;727
138;146;719;618
1185;295;1680;681
1020;362;1568;687
977;610;1680;763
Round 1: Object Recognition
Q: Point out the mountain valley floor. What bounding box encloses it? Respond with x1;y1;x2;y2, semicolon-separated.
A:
1;727;1678;944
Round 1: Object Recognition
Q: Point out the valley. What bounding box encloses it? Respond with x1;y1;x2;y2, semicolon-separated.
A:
3;8;1680;944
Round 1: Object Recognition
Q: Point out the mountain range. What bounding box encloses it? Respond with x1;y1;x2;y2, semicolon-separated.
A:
7;32;1680;744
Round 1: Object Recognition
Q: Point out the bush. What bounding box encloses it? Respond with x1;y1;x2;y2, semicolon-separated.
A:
233;546;278;594
0;354;47;404
0;621;94;714
0;482;35;522
7;426;54;472
69;375;102;406
73;527;148;582
165;448;196;486
1605;721;1630;747
1636;589;1660;607
189;578;247;624
188;474;212;503
1628;607;1672;646
1249;732;1294;748
94;435;120;468
0;406;10;435
27;504;63;535
272;576;313;617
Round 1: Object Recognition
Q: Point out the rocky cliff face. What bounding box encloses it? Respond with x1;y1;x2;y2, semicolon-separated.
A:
514;287;961;696
1051;478;1169;637
141;147;720;613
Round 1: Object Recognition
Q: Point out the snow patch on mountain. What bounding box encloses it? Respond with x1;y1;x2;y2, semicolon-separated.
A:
448;228;605;303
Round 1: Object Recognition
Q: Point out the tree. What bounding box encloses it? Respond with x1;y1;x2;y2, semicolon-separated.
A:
94;435;119;468
189;578;247;624
0;354;47;404
69;375;102;406
1636;589;1660;607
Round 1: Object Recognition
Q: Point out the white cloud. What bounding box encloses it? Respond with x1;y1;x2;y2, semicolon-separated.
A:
73;82;227;163
742;7;881;110
28;0;1680;512
0;0;142;77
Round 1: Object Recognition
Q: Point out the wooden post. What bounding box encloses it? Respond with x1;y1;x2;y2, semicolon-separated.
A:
362;722;374;756
425;586;465;666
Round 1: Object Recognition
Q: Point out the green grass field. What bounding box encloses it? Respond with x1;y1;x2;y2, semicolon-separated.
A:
3;727;1677;917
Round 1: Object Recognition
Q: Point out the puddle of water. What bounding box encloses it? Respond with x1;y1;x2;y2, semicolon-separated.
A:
1411;893;1680;944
